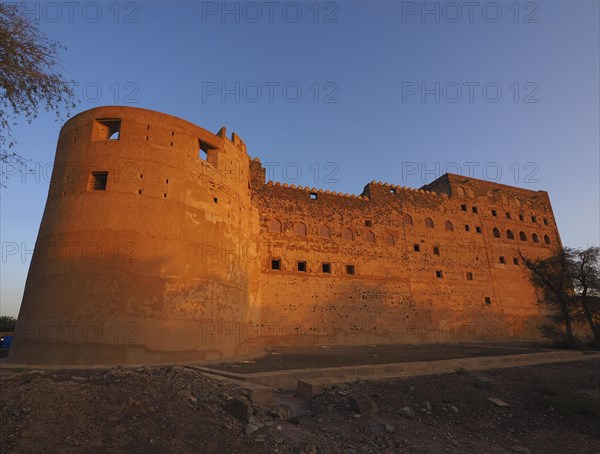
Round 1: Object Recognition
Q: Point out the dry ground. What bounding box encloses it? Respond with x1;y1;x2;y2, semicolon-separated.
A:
1;355;598;453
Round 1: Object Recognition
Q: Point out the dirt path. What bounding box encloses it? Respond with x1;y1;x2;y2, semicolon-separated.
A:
1;357;598;453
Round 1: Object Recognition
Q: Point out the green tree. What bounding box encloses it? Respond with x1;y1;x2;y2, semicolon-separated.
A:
0;3;75;182
0;315;17;332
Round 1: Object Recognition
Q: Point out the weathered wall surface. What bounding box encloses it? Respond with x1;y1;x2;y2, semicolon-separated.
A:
10;106;562;365
11;107;260;364
250;162;560;347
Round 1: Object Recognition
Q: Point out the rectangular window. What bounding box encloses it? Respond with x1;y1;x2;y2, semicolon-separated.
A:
531;216;537;223
365;220;372;227
466;272;473;281
89;171;108;191
492;209;497;216
519;214;524;221
435;270;443;279
475;226;482;233
499;256;506;264
346;265;355;275
413;244;420;252
472;206;478;213
390;188;396;194
310;192;318;200
322;263;331;274
465;224;470;232
513;257;519;265
93;118;121;141
271;259;281;271
461;204;467;212
485;296;492;305
543;218;548;225
433;246;440;255
297;261;307;272
506;212;511;219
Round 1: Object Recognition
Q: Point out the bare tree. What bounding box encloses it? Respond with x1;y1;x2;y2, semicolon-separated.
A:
520;248;575;347
0;3;75;183
521;246;600;349
569;247;600;348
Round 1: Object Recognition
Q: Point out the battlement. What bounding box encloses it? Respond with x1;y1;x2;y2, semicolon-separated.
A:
10;107;563;365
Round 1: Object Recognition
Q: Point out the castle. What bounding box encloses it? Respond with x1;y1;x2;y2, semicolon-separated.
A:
10;106;560;365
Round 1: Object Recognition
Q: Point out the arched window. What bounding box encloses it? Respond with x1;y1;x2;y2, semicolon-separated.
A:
384;233;395;246
425;217;434;229
519;231;527;241
342;227;354;241
456;186;465;197
493;228;501;238
506;230;515;240
404;213;413;225
445;220;454;232
269;219;282;233
365;231;376;244
544;235;551;244
294;222;307;236
319;225;330;238
466;188;475;198
532;233;539;243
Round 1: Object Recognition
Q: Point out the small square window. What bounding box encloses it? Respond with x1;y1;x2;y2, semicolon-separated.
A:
365;220;372;227
435;270;443;279
433;246;440;255
465;224;470;232
531;216;537;223
506;212;511;219
322;263;331;273
519;214;524;221
297;261;307;272
466;272;473;281
271;259;281;271
390;188;396;194
492;209;497;216
413;244;420;252
513;257;519;265
93;118;121;141
472;206;478;213
499;256;506;264
461;204;467;212
543;218;548;225
475;226;482;233
485;296;492;305
310;192;318;200
89;171;108;191
346;265;355;275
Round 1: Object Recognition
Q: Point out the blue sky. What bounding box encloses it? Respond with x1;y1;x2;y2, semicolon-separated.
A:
1;0;599;317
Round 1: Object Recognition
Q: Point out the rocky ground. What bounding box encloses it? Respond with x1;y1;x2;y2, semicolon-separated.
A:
0;358;598;453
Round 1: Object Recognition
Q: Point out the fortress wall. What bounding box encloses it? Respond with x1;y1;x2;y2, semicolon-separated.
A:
249;161;559;346
9;107;563;365
11;107;259;364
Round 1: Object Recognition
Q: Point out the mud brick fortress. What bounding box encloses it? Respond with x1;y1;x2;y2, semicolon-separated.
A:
10;107;561;365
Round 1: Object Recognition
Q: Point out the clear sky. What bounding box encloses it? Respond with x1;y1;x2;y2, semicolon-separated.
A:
1;0;599;317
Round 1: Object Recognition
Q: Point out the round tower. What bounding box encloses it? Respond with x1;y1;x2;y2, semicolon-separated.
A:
10;106;258;364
